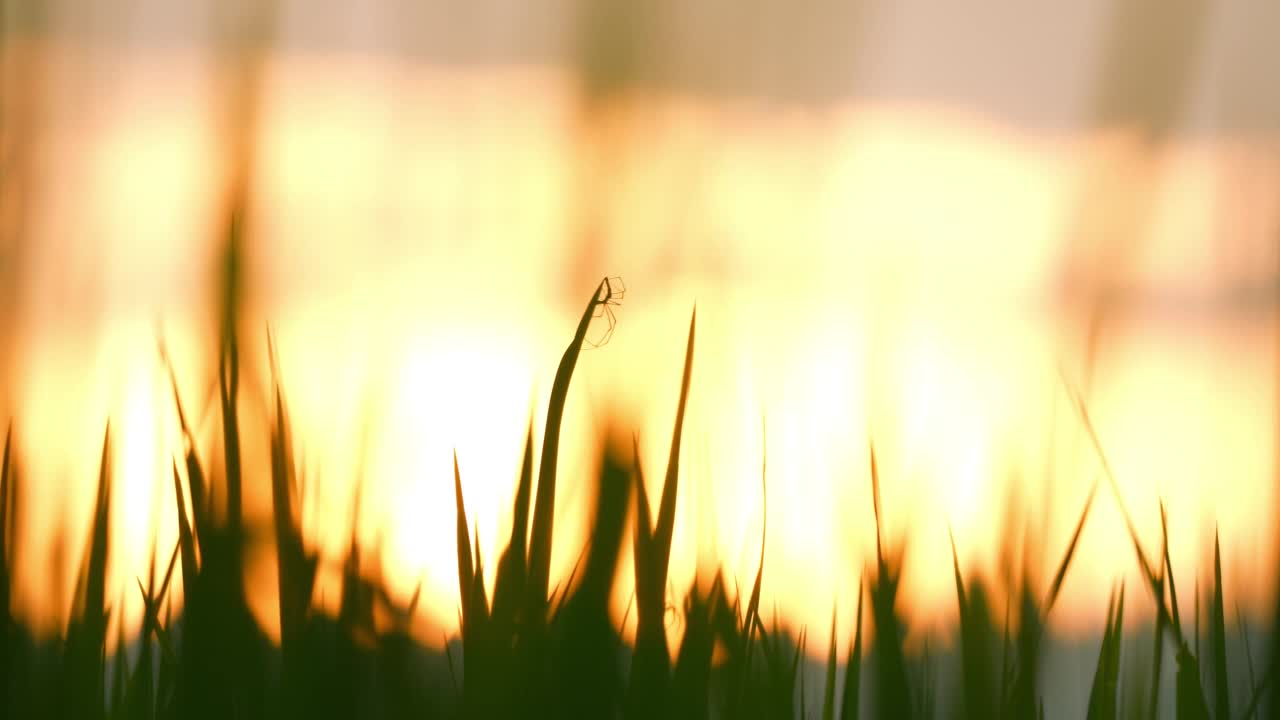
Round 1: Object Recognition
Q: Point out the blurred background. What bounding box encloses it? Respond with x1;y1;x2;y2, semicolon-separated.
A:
1;0;1277;669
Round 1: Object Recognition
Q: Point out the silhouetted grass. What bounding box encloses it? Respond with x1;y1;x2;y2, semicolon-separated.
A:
0;240;1276;720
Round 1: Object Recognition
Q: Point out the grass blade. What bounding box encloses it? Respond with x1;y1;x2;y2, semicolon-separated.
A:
840;581;864;720
823;606;838;720
454;451;475;628
629;307;696;717
1210;530;1230;720
528;277;622;613
1043;479;1099;613
867;442;912;719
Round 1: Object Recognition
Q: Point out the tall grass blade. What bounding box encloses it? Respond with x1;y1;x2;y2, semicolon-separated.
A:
629;307;696;717
1159;505;1210;720
1043;479;1099;613
171;462;198;590
950;528;995;719
840;581;864;720
551;439;630;718
671;576;722;720
1088;583;1125;720
1236;602;1260;720
159;338;209;539
867;442;912;718
490;419;533;629
528;277;621;614
823;607;838;720
1210;531;1230;720
0;423;13;717
217;231;244;533
454;451;475;626
63;425;112;720
734;429;768;715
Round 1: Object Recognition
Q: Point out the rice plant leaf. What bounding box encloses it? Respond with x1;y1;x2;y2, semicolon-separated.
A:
867;441;912;719
217;232;244;533
629;308;696;716
1146;525;1169;720
737;430;768;705
1236;601;1258;717
159;336;209;540
171;462;198;590
1069;386;1159;586
1210;530;1230;720
1;423;11;566
653;307;695;582
63;425;112;720
454;450;475;627
794;626;808;720
840;581;864;720
670;576;721;720
1159;503;1185;642
528;277;621;612
491;419;533;628
1043;479;1099;613
1087;585;1118;720
112;614;127;713
823;607;838;720
950;527;996;719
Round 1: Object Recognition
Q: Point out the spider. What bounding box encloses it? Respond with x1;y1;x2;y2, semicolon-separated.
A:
587;275;626;348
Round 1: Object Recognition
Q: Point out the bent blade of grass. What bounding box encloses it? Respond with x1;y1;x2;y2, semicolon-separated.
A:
528;277;620;613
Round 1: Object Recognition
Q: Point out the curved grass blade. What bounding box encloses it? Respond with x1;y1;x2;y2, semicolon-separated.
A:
527;277;622;615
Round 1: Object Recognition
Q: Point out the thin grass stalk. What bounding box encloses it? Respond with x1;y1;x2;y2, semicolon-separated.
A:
840;581;864;720
1210;531;1230;720
527;277;622;615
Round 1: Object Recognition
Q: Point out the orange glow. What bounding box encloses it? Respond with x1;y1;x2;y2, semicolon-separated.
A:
5;46;1279;663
